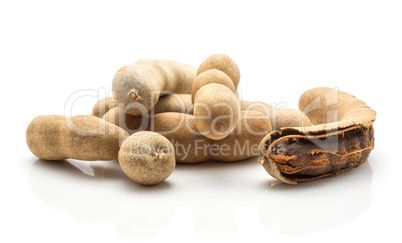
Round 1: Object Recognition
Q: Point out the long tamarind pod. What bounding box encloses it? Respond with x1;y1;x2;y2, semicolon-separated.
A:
104;109;272;163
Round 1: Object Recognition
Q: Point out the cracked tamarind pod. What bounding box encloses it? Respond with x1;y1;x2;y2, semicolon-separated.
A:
112;59;196;116
258;87;376;184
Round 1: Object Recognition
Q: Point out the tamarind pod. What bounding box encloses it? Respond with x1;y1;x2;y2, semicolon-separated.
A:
193;83;240;140
104;109;272;163
97;94;194;118
259;87;376;184
151;93;193;114
102;95;311;132
112;59;196;116
240;101;312;130
26;115;129;161
197;54;241;89
91;97;117;118
152;111;271;163
191;69;235;104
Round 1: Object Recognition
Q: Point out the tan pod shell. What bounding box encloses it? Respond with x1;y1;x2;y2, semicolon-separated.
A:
194;83;239;140
105;110;271;163
26;115;129;161
193;55;241;140
103;97;311;135
91;97;117;118
119;131;175;185
197;54;241;89
154;110;271;163
191;69;235;103
150;93;193;115
112;59;196;116
240;101;312;130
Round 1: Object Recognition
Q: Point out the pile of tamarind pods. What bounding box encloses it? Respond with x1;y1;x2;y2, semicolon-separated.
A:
26;54;376;185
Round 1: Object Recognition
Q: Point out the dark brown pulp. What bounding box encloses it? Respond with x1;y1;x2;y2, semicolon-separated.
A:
268;125;374;182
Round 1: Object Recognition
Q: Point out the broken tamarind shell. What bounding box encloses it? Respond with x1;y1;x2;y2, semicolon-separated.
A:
258;87;376;184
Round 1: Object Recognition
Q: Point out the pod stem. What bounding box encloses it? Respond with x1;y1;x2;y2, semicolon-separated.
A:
258;157;266;165
128;89;142;101
152;151;168;163
157;153;168;160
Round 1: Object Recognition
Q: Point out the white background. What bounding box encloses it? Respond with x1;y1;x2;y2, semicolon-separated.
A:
1;1;401;242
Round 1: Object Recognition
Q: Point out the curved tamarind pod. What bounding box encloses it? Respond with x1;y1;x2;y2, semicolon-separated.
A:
104;110;271;163
112;59;196;116
96;95;311;128
240;101;312;130
151;93;194;114
258;87;376;184
191;69;235;104
102;107;147;133
91;97;117;118
102;93;195;133
96;94;194;118
102;97;310;134
197;54;241;89
193;55;241;140
194;83;239;140
152;110;270;163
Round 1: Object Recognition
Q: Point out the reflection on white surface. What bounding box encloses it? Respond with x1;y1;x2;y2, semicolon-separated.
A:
258;162;372;235
28;157;372;240
174;161;260;240
29;159;176;241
